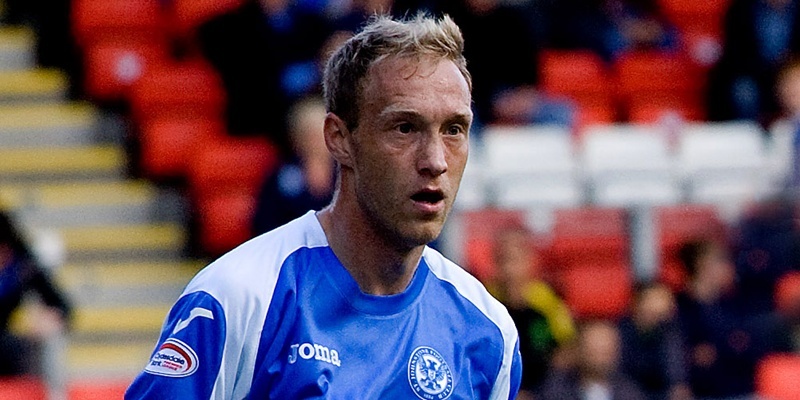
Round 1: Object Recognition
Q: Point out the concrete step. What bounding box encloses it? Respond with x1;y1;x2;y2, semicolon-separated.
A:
0;68;67;102
0;27;34;71
0;102;99;147
57;260;202;306
0;145;125;182
67;340;155;381
1;180;188;227
71;305;171;339
60;223;186;263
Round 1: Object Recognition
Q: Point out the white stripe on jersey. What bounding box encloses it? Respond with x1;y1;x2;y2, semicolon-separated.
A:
422;246;519;400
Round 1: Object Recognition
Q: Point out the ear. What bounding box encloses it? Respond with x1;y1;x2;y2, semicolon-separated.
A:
324;113;354;168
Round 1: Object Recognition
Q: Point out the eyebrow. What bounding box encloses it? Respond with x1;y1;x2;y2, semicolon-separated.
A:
378;107;473;124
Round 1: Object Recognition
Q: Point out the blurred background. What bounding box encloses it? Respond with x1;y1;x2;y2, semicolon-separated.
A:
0;0;800;399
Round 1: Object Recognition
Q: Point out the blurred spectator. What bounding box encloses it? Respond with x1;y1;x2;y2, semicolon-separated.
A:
0;211;71;376
251;97;334;236
549;0;677;61
676;238;761;399
707;0;800;122
749;271;800;358
444;0;574;128
198;0;332;155
776;57;800;188
731;198;800;315
618;282;690;400
538;320;647;400
603;0;679;59
489;226;576;395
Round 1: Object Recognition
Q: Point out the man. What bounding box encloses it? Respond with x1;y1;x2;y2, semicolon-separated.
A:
126;14;522;399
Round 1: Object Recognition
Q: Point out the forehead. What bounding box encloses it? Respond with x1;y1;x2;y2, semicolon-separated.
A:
359;56;472;117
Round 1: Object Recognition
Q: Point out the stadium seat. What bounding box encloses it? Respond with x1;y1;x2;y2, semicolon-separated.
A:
540;50;614;107
544;207;629;269
0;376;47;400
559;263;632;320
138;117;226;180
677;122;769;218
482;125;583;210
613;52;705;117
775;271;800;314
457;208;527;282
580;124;680;207
627;101;705;123
71;0;165;47
658;0;730;39
167;0;244;38
67;379;130;400
82;37;168;102
196;192;257;256
766;121;796;191
654;204;725;290
756;354;800;400
187;136;280;199
130;60;226;124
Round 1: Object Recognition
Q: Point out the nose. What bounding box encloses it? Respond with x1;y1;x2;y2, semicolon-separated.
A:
417;133;448;177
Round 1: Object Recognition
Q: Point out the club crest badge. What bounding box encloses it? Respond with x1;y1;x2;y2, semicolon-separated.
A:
408;346;453;400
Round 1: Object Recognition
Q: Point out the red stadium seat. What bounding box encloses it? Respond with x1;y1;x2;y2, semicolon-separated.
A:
458;208;527;282
658;0;730;39
775;271;800;315
130;61;226;124
756;354;800;400
167;0;244;38
544;207;629;269
187;136;280;199
540;50;614;108
573;102;618;134
613;52;705;114
627;101;704;123
559;263;633;320
197;192;257;256
654;204;725;291
0;377;47;400
71;0;165;47
139;117;226;180
82;37;168;102
67;379;130;400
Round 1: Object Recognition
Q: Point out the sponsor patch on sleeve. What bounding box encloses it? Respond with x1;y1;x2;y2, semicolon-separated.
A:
145;338;199;377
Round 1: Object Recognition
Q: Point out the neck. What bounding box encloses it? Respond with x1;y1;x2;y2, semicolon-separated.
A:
317;192;423;296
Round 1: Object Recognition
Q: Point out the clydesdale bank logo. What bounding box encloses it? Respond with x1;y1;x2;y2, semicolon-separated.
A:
408;346;453;400
145;338;199;377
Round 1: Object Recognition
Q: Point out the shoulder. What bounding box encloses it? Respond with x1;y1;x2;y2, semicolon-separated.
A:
423;247;516;332
184;211;328;309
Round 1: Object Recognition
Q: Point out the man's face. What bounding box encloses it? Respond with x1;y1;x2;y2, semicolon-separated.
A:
347;56;472;249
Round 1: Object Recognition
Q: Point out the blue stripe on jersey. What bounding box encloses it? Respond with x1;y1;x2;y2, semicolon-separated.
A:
126;291;226;399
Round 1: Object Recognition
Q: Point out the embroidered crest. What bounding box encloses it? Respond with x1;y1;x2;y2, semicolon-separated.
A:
408;346;453;400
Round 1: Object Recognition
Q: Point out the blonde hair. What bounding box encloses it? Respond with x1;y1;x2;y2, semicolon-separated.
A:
323;14;471;130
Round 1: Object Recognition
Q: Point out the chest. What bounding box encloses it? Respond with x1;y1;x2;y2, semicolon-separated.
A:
249;300;499;399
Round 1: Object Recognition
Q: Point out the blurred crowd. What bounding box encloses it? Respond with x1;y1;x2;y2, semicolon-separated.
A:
486;209;800;400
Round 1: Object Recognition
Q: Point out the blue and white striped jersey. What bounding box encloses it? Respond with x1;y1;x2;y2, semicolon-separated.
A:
126;211;522;399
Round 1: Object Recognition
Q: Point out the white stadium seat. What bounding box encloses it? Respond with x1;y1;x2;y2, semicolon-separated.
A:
581;124;680;206
481;125;583;210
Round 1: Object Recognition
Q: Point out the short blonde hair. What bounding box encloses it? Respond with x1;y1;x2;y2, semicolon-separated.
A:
323;14;471;130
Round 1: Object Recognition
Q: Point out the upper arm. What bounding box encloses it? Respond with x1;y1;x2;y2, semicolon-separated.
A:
125;291;227;399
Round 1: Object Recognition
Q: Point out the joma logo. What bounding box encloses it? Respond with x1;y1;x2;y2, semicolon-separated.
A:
288;342;341;367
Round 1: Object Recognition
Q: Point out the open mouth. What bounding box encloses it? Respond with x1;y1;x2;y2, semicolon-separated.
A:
411;189;445;205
